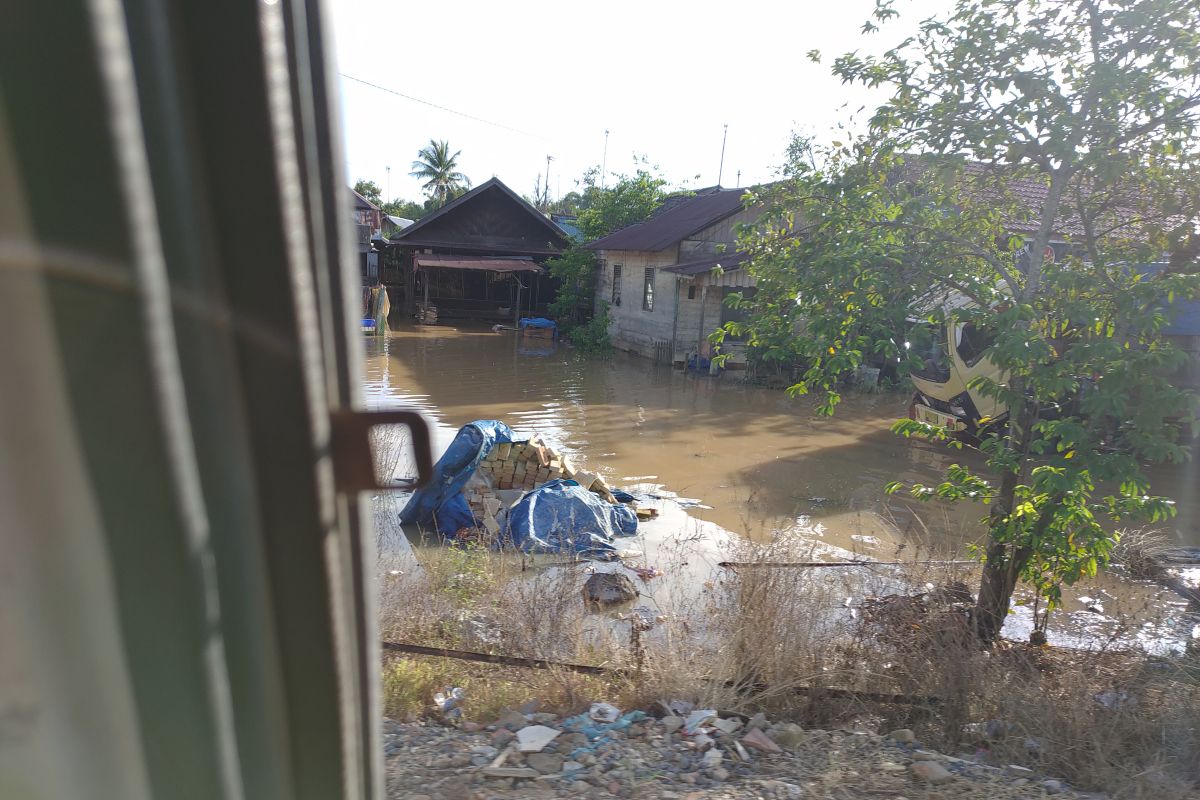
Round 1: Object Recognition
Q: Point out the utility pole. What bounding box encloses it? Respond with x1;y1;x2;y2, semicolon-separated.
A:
545;154;554;208
736;169;741;188
601;129;609;189
717;124;728;187
385;165;391;204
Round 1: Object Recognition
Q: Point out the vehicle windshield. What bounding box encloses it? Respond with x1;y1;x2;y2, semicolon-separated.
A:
907;322;951;382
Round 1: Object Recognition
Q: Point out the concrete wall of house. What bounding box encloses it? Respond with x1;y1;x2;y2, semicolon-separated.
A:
596;247;680;360
673;268;758;364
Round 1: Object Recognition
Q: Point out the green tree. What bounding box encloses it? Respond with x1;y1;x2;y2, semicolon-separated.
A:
410;139;471;208
354;179;382;207
575;163;671;239
545;164;672;355
381;198;427;221
724;0;1200;643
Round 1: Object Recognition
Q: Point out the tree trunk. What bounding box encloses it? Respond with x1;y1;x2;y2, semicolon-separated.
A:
975;540;1021;643
972;387;1036;643
971;169;1073;643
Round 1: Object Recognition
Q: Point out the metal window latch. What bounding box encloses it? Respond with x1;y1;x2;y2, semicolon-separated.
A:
330;409;434;493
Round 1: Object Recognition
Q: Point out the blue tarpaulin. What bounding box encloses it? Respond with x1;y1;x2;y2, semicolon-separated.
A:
519;317;557;330
399;421;638;557
519;317;558;339
502;479;638;560
399;420;516;533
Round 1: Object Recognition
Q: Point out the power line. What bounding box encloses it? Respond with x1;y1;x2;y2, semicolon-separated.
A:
338;73;547;141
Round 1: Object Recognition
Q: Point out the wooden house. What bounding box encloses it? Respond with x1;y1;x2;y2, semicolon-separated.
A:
352;187;384;285
586;186;759;366
387;178;568;324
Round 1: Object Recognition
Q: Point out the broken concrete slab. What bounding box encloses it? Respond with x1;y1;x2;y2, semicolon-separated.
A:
516;724;561;753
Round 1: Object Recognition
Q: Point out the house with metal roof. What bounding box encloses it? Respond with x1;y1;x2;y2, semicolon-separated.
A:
585;186;759;365
387;177;569;325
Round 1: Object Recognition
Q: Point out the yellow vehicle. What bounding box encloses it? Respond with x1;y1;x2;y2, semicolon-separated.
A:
907;319;1006;436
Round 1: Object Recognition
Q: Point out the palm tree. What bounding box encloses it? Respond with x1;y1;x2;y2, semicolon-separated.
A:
409;139;471;208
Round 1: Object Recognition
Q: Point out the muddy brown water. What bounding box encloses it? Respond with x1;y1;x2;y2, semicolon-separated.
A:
366;323;1199;650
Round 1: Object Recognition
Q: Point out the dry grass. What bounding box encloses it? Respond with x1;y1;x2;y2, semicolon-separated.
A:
1112;527;1177;580
375;493;1200;799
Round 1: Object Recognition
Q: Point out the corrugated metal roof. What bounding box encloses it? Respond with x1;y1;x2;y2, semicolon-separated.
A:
663;251;749;275
903;159;1163;241
390;177;569;249
351;187;379;211
413;255;543;273
586;187;750;252
551;213;584;243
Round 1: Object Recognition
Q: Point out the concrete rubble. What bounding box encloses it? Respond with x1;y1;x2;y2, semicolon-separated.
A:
384;704;1093;800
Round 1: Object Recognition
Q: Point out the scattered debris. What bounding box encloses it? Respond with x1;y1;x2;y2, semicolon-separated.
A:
588;702;621;724
1094;690;1133;711
582;572;639;606
515;724;561;752
767;722;805;749
433;687;464;721
683;709;718;735
480;766;537;779
711;717;742;735
384;711;1079;798
493;709;528;731
632;564;664;581
524;752;564;774
741;728;782;754
664;699;694;716
911;760;954;784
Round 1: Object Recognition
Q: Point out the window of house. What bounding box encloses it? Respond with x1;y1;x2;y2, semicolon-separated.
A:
720;286;757;339
955;322;995;366
643;267;655;311
687;285;696;300
611;264;622;307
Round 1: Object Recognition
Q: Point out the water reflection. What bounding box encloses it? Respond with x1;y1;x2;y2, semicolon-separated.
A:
366;323;1198;649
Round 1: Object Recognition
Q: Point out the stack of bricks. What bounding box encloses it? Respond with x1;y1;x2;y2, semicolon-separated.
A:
476;435;574;492
462;434;619;537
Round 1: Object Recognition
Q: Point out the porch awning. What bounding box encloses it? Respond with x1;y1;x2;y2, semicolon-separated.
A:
663;251;749;276
413;255;543;273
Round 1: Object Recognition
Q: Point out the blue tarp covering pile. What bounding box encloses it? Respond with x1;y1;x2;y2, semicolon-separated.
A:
502;479;637;560
399;420;516;534
399;420;637;558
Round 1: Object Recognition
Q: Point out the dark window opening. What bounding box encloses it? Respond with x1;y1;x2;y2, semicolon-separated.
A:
687;285;696;300
719;286;757;340
956;322;995;366
611;264;622;307
643;267;655;311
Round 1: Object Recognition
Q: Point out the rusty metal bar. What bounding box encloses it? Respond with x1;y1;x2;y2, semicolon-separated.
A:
381;641;614;676
718;560;978;569
380;641;942;706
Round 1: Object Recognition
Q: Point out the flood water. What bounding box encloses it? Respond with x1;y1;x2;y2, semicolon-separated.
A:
366;323;1200;650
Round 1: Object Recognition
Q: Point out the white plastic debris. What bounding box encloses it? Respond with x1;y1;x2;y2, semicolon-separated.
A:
433;687;464;720
702;748;724;768
516;724;562;752
683;709;718;735
589;702;621;723
711;717;742;734
663;699;694;717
